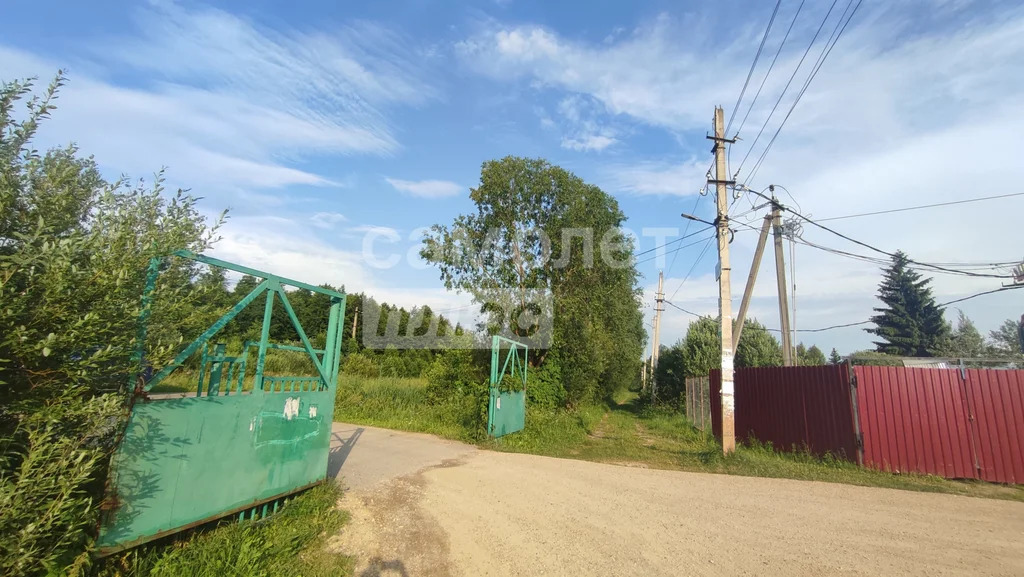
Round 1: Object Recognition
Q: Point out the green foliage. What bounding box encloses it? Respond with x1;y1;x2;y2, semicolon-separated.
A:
96;483;350;577
828;348;843;365
679;316;782;378
341;352;379;378
0;75;224;575
848;350;904;366
0;395;121;576
652;342;687;405
989;317;1024;358
421;156;645;405
941;310;987;358
867;251;949;356
525;354;565;409
796;343;827;366
736;320;783;368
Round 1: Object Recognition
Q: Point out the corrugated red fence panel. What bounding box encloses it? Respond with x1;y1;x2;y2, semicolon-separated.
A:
854;367;1024;484
709;366;857;460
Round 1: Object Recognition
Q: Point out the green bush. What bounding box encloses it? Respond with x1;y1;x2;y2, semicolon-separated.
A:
525;355;566;409
0;396;122;576
0;75;223;574
340;352;379;378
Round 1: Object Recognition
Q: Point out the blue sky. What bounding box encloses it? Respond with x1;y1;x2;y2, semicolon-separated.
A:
2;0;1023;355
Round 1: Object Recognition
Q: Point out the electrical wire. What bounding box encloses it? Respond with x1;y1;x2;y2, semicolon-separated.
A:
668;236;715;301
734;0;841;179
725;0;783;136
938;285;1023;307
760;193;1016;279
733;0;806;140
634;227;710;257
665;194;707;276
634;232;717;266
763;320;872;333
664;300;704;317
756;285;1023;332
745;0;863;185
814;192;1024;222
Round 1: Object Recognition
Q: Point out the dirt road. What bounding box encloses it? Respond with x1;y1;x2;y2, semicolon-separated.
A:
329;423;1024;576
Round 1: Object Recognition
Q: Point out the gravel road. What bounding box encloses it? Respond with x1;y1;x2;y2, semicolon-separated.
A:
329;423;1024;576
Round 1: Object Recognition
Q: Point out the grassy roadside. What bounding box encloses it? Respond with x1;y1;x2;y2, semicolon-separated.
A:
95;483;352;577
336;377;1024;503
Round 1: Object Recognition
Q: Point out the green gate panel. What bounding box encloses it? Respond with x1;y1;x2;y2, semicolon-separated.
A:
97;389;335;552
98;250;347;555
488;390;525;437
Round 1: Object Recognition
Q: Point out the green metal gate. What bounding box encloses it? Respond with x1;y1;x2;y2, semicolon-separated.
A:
488;336;527;438
97;250;346;554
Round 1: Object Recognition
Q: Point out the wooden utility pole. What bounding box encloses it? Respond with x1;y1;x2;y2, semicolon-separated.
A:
709;107;736;454
351;307;359;339
651;271;665;402
733;213;773;350
771;196;793;365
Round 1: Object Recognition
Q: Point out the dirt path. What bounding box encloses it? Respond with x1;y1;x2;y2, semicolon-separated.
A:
329;423;1024;576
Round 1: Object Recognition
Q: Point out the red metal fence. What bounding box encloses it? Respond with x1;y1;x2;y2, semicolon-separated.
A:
700;365;1024;484
709;366;858;460
854;366;1024;484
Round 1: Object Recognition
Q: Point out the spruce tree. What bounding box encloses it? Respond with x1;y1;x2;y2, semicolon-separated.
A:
828;348;843;364
867;251;949;356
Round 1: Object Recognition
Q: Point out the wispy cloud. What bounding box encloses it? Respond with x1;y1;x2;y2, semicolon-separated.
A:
310;212;348;229
459;3;1024;350
0;2;436;197
603;159;707;196
385;177;463;198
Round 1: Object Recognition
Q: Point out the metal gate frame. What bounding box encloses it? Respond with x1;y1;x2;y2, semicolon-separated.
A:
97;250;346;554
488;335;527;438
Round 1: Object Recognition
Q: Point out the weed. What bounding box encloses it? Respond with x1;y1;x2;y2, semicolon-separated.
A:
95;482;351;577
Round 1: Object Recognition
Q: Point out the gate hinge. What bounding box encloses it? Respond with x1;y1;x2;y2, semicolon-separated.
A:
856;433;864;449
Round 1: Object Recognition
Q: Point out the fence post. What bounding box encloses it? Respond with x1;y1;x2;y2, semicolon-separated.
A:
846;361;864;467
696;379;704;434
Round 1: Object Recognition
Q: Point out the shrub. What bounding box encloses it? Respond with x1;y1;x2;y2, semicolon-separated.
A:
341;352;379;378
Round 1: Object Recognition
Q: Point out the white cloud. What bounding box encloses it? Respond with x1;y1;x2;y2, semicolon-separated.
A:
456;14;735;132
561;134;616;152
533;3;1024;352
349;224;400;236
385;177;464;198
604;159;708;196
0;2;435;198
310;212;347;229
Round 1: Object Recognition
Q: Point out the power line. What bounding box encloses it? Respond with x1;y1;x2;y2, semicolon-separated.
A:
815;192;1024;222
634;227;709;257
635;232;717;266
770;196;1015;279
725;0;783;136
734;0;841;179
938;285;1023;307
669;236;715;301
734;0;806;139
763;320;872;333
664;299;703;317
746;0;863;184
665;194;707;277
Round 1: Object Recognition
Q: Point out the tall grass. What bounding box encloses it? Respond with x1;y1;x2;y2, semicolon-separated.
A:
334;375;478;441
95;483;351;577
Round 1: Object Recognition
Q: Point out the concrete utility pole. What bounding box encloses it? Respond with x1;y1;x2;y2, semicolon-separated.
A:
651;271;665;402
709;107;736;454
771;196;794;366
641;357;647;391
733;213;773;350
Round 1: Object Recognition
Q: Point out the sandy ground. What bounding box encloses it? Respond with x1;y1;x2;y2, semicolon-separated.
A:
329;423;1024;577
